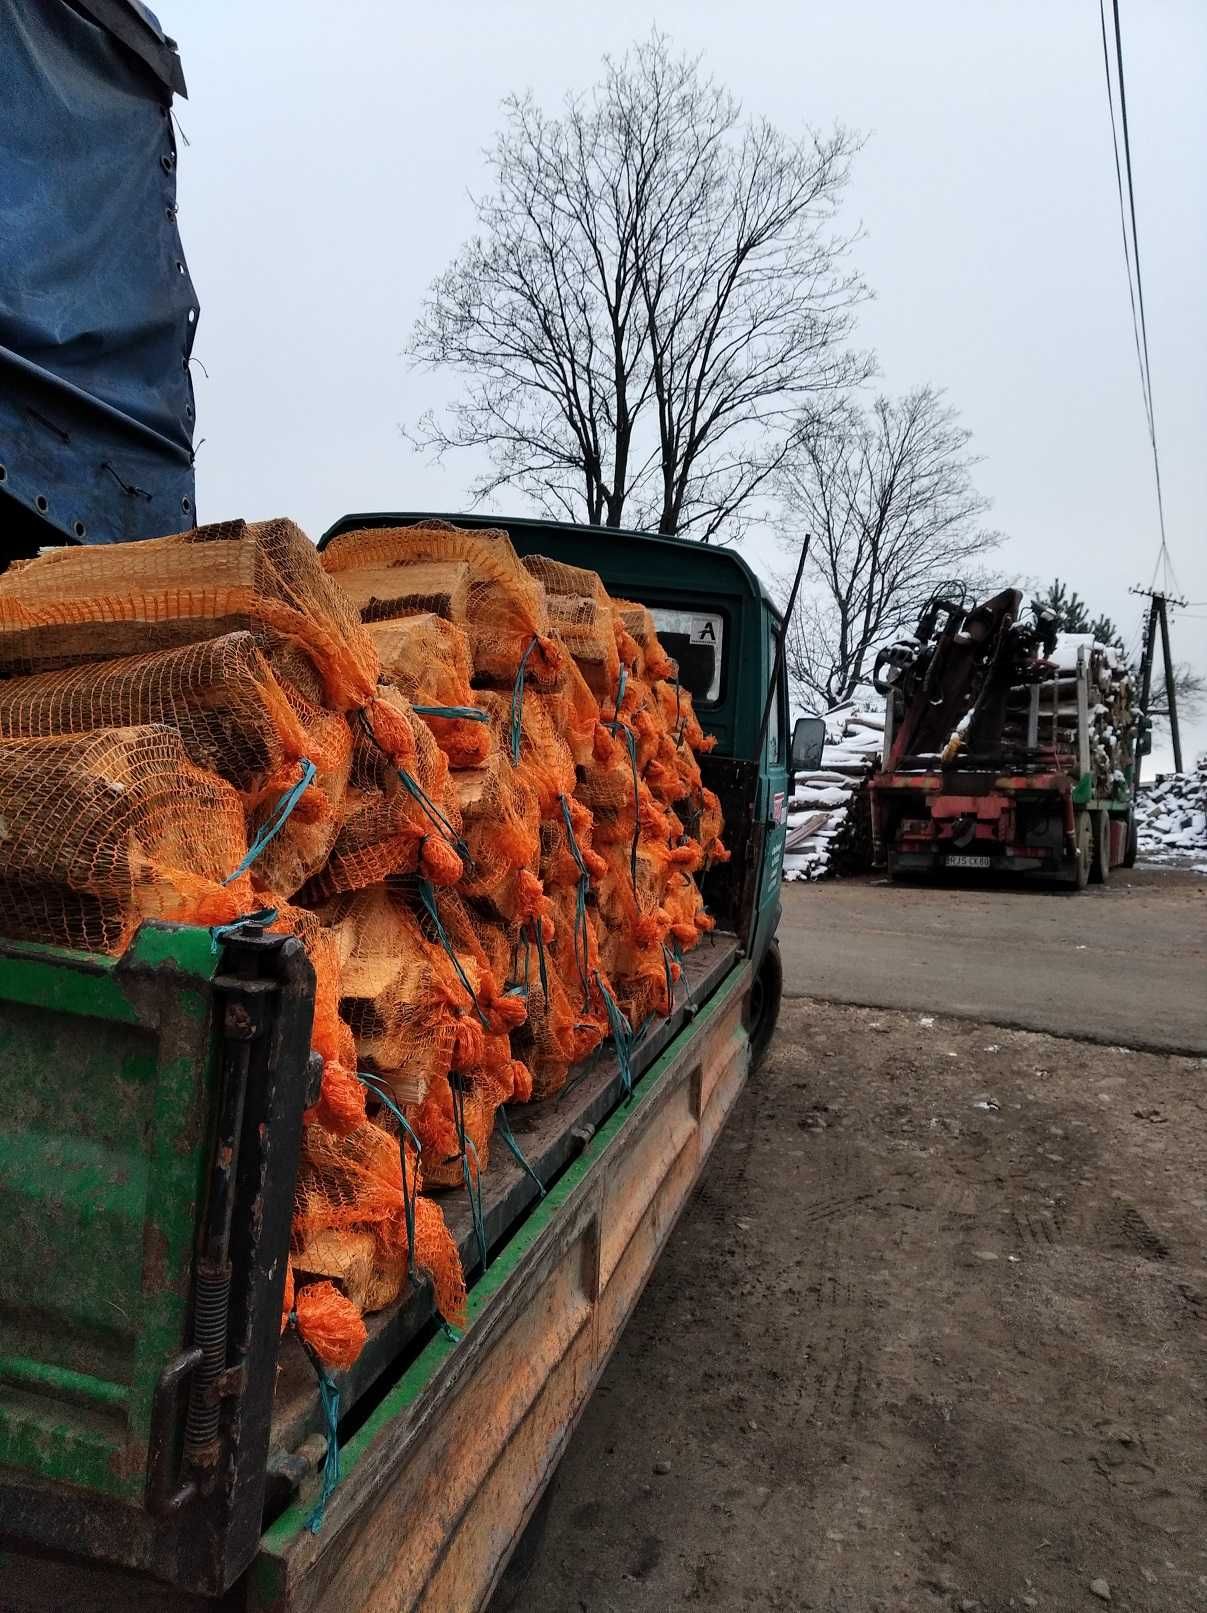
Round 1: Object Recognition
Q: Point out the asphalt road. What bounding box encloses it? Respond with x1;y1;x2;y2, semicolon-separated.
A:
778;865;1206;1056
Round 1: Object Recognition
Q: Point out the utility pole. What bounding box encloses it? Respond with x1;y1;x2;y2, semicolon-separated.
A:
1130;585;1187;787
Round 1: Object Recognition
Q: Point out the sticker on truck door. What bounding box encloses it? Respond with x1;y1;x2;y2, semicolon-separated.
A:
772;791;786;825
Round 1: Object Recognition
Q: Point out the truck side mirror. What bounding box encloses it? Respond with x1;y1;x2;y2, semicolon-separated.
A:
1138;714;1152;757
791;716;826;773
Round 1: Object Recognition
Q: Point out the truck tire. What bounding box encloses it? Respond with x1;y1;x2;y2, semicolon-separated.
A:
1123;804;1139;868
1058;810;1092;890
1090;808;1110;884
748;938;783;1070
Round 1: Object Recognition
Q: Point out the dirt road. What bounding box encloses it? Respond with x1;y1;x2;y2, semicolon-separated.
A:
499;874;1207;1613
778;866;1206;1055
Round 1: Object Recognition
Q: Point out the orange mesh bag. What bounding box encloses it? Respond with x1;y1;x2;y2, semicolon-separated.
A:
268;903;366;1137
652;677;715;757
612;599;677;683
0;632;313;792
473;689;576;822
289;1279;367;1372
0;518;381;711
294;1117;466;1326
330;558;471;627
316;886;475;1106
304;695;465;899
244;680;354;901
515;558;622;703
693;784;729;866
322;521;566;690
662;868;715;953
539;795;607;890
534;652;600;769
0;725;252;953
408;1028;528;1187
542;882;610;1070
451;750;542;918
366;614;491;768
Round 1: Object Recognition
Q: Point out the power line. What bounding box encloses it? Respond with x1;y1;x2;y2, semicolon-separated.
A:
1098;0;1172;585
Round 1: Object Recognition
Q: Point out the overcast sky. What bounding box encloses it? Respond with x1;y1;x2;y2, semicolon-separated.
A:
172;1;1206;770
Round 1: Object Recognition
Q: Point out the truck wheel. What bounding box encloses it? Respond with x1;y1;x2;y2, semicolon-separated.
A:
1089;809;1110;884
1059;810;1092;890
748;938;783;1070
1122;804;1139;868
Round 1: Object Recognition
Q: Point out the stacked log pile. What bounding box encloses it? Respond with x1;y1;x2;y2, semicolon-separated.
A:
1135;759;1207;862
0;516;724;1376
783;702;882;881
1003;633;1136;793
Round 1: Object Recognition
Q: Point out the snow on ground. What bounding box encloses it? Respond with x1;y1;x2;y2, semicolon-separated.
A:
783;700;884;881
1136;756;1207;868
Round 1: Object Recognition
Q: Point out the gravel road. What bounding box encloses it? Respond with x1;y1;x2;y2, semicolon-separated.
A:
495;871;1207;1613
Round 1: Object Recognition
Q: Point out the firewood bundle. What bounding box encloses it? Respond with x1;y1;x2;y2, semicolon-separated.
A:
0;516;723;1373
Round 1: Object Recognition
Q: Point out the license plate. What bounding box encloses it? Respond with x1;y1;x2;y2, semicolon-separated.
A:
946;854;991;869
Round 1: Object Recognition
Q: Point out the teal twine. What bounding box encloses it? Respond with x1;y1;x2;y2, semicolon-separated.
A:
594;970;634;1097
495;1105;545;1197
209;905;278;954
662;943;675;1010
415;879;489;1026
289;1325;340;1534
606;722;640;892
529;918;550;1000
509;636;539;764
450;1075;488;1270
616;662;628;713
559;794;594;1009
505;932;530;999
225;760;316;884
357;707;471;865
673;676;687;747
395;766;472;865
411;704;490;723
442;1322;463;1343
356;1072;421;1279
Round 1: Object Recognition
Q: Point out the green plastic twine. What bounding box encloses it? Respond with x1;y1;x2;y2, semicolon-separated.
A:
509;636;540;764
225;759;316;884
450;1075;488;1270
606;722;641;892
495;1105;546;1197
558;794;594;1009
357;708;472;866
395;766;472;865
411;704;490;723
415;878;489;1026
594;969;634;1097
209;905;278;954
356;1071;421;1281
290;1328;340;1534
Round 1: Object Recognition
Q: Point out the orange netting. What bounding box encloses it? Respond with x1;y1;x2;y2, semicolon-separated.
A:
0;517;725;1375
367;614;491;768
0;725;252;952
322;521;566;689
0;518;381;710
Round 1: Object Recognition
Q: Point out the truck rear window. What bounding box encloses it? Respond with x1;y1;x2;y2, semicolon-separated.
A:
649;607;724;704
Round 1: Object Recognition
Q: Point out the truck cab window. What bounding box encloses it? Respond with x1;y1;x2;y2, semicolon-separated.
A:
649;607;724;704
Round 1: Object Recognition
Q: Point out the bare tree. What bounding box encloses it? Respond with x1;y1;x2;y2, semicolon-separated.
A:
780;386;1001;709
408;33;869;540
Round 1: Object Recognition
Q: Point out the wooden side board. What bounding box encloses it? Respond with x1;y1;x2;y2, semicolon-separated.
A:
249;957;753;1613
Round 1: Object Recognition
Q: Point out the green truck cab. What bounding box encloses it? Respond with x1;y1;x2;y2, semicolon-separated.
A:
0;512;790;1611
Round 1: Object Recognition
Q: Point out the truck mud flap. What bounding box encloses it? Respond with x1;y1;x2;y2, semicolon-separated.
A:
248;957;753;1613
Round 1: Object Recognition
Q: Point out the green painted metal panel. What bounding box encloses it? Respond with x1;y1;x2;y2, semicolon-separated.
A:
253;959;749;1590
0;922;224;1500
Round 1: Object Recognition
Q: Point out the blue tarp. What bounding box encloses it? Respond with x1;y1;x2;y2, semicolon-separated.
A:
0;0;198;547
